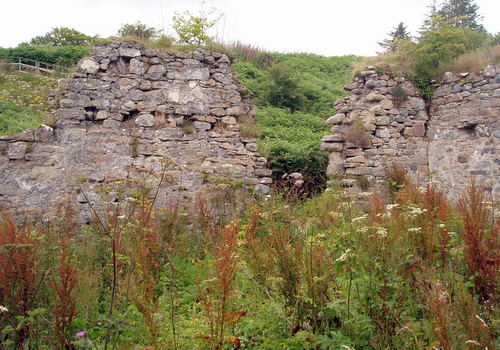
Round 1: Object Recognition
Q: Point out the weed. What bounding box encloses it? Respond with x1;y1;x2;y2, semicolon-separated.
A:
181;122;194;134
344;120;371;148
0;213;44;347
426;280;452;350
130;136;139;158
199;222;244;349
356;175;370;191
391;84;408;107
385;163;408;195
239;122;262;138
457;178;499;305
51;236;77;349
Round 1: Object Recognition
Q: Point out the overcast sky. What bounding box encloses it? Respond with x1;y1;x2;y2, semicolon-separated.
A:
1;0;499;56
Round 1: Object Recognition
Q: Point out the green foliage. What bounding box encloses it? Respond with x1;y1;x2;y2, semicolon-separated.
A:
231;61;268;101
409;16;493;78
172;5;221;45
391;83;408;107
0;71;55;135
0;178;498;348
437;0;484;30
256;106;329;190
117;21;160;42
412;76;435;101
265;63;304;112
0;101;42;136
232;52;358;192
0;45;90;66
269;53;358;115
364;0;495;82
379;22;411;52
29;27;96;46
412;18;469;77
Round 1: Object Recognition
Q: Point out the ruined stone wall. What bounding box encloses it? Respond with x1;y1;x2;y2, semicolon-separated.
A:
0;41;271;222
322;64;499;199
428;67;499;197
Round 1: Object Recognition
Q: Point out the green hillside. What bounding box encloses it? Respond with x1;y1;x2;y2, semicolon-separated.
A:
0;68;56;135
233;52;359;192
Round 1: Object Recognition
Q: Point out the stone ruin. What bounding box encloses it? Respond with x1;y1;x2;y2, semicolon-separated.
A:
0;41;272;222
1;41;498;222
321;64;499;199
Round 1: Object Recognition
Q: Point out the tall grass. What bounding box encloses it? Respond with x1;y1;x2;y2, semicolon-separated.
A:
0;176;498;349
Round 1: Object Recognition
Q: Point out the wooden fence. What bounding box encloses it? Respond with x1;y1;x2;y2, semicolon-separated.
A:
6;57;62;75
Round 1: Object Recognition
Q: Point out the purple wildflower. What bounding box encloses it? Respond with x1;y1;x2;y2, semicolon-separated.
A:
76;331;87;338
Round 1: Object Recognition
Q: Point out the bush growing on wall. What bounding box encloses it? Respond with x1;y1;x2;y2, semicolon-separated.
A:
172;4;221;45
117;21;160;42
412;17;473;77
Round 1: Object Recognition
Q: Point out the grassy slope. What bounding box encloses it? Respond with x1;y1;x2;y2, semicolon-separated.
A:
233;53;359;188
0;69;56;135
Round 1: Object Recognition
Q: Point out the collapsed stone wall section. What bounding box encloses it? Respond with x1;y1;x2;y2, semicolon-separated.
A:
0;41;272;221
322;64;499;199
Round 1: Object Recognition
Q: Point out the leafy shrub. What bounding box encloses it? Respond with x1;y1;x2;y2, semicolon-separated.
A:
117;21;160;41
0;45;89;66
369;20;495;80
412;18;470;77
231;61;268;103
173;6;221;45
265;63;305;112
231;52;357;195
256;106;329;193
412;75;435;100
29;27;96;46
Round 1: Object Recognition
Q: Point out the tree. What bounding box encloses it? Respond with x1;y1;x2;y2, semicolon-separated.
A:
378;22;411;52
29;27;95;46
412;17;469;77
437;0;484;30
172;5;221;45
117;21;160;41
